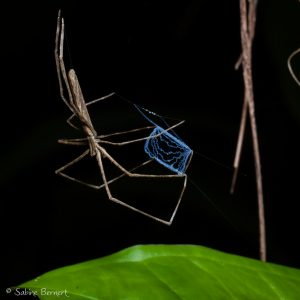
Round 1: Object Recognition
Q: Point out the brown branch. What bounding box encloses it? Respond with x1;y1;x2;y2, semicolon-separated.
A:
232;0;267;261
234;0;257;70
230;95;247;194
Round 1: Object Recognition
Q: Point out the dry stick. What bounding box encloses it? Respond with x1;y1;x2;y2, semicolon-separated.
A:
234;0;257;70
230;96;247;194
231;0;257;192
235;0;266;261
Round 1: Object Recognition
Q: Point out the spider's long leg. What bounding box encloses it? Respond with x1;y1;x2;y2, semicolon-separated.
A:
56;145;154;190
66;93;116;129
93;159;154;191
288;47;300;87
96;145;187;221
85;93;116;106
58;137;89;146
100;120;185;146
99;126;154;139
55;11;76;113
109;195;176;226
55;149;101;189
94;148;182;225
185;149;193;171
168;174;187;225
98;145;181;179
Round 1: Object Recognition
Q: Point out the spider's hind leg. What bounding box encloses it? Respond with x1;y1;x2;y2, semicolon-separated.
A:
55;149;102;189
106;174;187;226
95;148;187;225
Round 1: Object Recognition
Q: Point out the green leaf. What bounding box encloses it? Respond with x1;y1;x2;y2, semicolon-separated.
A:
19;245;300;300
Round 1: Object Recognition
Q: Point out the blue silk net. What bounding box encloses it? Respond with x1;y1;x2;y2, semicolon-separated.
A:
134;104;192;175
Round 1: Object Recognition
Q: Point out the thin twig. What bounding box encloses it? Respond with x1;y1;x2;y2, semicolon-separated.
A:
234;0;258;70
233;0;267;261
230;95;247;194
232;0;258;190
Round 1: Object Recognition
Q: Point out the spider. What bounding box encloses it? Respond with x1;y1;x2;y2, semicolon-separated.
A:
54;11;193;225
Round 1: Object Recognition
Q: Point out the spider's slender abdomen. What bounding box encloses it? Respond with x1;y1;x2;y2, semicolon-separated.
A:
144;126;192;175
68;69;84;110
68;69;96;136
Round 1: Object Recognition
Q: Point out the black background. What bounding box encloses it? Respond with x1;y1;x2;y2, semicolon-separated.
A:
1;0;300;291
